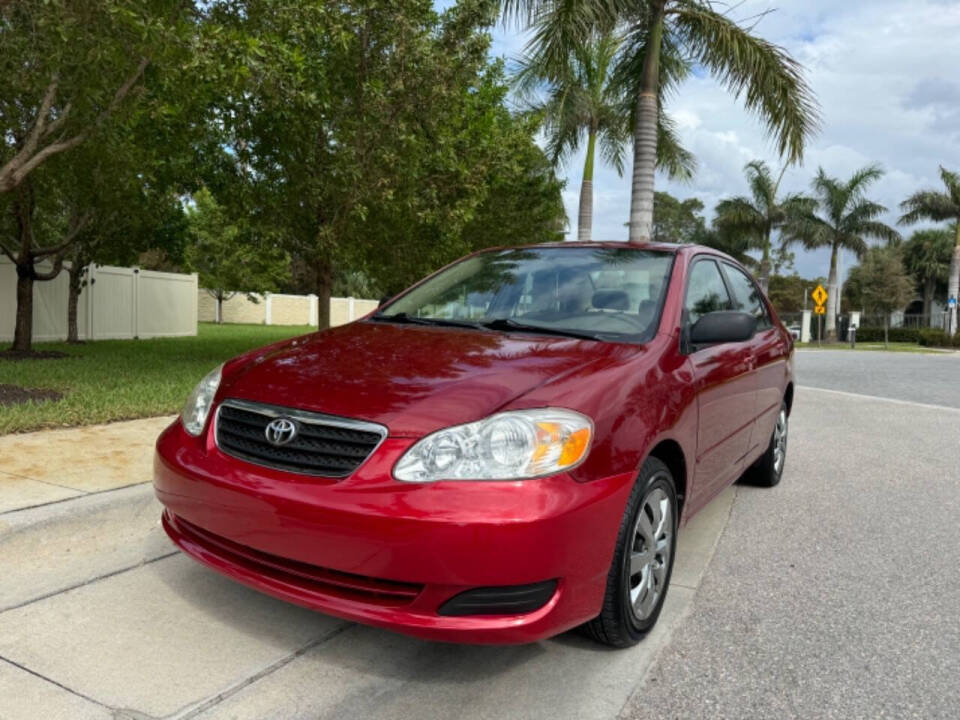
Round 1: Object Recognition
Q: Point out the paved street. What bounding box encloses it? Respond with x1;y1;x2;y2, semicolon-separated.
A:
624;352;960;719
1;350;957;719
795;349;960;408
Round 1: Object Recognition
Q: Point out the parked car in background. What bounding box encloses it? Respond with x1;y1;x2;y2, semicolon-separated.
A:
155;242;794;647
787;324;801;341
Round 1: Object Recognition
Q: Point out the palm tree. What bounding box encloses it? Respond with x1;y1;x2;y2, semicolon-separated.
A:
501;0;820;244
713;160;812;292
903;229;952;326
899;166;960;335
786;165;901;340
515;31;693;241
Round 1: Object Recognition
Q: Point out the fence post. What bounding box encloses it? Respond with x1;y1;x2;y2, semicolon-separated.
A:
132;267;141;339
308;294;318;326
85;264;96;341
265;293;273;325
348;297;356;322
801;309;812;343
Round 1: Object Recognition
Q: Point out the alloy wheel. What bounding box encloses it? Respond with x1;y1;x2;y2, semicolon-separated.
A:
628;481;673;622
773;409;788;475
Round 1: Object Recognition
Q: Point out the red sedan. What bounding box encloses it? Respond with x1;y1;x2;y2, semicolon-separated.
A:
155;242;794;647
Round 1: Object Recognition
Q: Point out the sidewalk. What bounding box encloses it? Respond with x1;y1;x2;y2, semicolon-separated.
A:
0;416;175;514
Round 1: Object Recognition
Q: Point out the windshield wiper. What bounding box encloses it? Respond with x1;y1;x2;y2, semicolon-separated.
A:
479;318;604;342
371;313;483;330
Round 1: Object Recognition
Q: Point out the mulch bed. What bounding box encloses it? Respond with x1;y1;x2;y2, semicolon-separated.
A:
0;384;64;408
0;349;70;361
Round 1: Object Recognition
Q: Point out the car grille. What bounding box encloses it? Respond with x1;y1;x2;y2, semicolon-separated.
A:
215;399;387;477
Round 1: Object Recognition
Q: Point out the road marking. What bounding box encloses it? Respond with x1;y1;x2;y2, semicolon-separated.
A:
799;385;960;414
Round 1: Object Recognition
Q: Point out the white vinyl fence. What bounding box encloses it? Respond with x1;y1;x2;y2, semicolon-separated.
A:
197;289;379;327
0;258;198;342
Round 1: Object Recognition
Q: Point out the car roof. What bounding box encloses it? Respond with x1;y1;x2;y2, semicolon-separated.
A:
480;240;739;264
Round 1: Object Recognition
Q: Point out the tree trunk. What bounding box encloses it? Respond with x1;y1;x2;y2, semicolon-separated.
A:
577;130;597;242
923;276;935;328
627;0;666;245
949;229;960;336
67;266;82;343
316;258;333;330
216;293;223;325
12;263;34;352
825;243;839;341
758;229;772;293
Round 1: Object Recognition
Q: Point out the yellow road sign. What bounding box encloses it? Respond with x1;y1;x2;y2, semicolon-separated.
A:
814;305;826;315
812;284;828;306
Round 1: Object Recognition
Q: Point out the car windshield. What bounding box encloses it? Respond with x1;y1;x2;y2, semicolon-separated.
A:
375;246;675;343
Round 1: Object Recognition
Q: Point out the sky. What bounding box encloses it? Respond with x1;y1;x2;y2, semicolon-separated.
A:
441;0;960;281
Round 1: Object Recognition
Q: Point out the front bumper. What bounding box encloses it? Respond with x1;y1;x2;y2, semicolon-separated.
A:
154;419;634;644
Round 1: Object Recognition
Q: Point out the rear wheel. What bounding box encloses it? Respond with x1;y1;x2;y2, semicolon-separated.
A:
583;457;677;648
744;401;788;487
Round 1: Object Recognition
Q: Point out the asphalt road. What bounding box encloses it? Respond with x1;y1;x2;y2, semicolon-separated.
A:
624;351;960;719
795;349;960;408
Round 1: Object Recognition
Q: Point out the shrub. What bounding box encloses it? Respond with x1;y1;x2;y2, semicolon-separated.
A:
852;326;920;343
918;329;960;348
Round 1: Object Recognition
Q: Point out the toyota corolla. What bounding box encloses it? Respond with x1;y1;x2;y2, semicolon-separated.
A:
154;242;793;647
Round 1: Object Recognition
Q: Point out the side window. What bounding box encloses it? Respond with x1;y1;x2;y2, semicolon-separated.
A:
723;264;771;329
684;259;733;326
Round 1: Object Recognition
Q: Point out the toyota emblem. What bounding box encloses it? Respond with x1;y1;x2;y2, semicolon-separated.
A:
265;417;298;446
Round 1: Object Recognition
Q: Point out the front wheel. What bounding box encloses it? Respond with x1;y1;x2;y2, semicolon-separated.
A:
583;457;677;648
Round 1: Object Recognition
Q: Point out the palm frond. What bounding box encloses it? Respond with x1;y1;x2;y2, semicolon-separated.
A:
899;190;958;225
939;165;960;206
656;111;696;180
855;220;901;247
672;2;820;163
714;196;765;235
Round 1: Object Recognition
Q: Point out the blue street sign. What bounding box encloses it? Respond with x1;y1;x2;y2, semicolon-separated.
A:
950;296;958;308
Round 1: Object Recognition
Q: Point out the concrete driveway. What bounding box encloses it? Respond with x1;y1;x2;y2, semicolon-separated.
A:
0;418;731;720
2;349;957;719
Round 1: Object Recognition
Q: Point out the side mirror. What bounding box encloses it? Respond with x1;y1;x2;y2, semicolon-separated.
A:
378;294;392;308
689;311;758;345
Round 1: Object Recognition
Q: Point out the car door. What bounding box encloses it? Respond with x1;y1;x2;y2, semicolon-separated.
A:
683;258;757;505
721;261;787;456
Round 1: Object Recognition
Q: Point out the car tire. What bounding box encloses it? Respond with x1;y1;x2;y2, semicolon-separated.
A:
583;457;678;648
743;400;788;488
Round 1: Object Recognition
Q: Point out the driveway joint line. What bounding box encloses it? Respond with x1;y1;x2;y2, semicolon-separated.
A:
798;384;960;413
0;481;151;517
0;551;179;615
173;623;354;720
0;654;116;714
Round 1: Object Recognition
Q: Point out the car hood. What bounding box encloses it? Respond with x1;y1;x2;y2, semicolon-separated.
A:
220;321;621;436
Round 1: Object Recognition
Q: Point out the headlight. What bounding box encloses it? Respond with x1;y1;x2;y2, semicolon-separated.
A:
181;365;223;436
394;408;592;482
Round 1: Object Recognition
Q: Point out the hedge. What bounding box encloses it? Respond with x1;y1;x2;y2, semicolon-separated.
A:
917;329;960;348
851;326;921;343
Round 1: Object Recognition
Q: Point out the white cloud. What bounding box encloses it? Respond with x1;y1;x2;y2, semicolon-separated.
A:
484;0;960;279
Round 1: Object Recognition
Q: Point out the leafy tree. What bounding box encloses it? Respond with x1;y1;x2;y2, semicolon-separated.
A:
786;165;900;340
714;160;811;292
847;246;915;348
652;191;705;243
0;0;193;195
516;31;692;242
902;228;952;326
213;0;564;327
183;188;289;324
502;0;819;243
899;166;960;335
0;0;197;351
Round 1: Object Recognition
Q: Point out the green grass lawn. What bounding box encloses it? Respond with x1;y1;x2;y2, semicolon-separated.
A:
0;323;315;434
795;341;948;354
